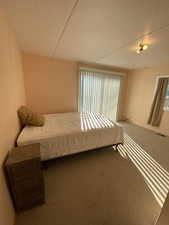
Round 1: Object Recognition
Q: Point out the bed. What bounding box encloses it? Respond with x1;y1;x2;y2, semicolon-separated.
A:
17;112;123;161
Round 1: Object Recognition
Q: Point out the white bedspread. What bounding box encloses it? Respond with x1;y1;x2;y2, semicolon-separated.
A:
17;112;123;161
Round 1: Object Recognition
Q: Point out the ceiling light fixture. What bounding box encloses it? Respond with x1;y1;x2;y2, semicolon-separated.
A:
137;44;148;54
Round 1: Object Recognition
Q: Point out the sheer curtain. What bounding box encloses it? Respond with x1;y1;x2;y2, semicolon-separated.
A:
79;69;122;121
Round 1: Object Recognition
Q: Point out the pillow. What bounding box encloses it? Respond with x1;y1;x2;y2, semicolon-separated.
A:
18;106;45;127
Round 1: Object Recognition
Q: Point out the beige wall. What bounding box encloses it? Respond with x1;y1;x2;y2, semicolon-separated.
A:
23;54;128;119
0;7;26;225
125;63;169;136
23;54;78;114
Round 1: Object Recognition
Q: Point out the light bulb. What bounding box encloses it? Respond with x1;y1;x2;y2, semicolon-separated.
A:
136;44;148;53
143;44;148;50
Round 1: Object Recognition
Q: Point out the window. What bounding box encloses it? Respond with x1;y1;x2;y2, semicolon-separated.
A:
79;68;122;121
164;81;169;111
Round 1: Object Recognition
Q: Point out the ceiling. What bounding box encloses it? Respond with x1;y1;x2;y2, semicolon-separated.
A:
2;0;169;69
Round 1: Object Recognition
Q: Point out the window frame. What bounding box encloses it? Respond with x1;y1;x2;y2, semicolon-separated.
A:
154;75;169;112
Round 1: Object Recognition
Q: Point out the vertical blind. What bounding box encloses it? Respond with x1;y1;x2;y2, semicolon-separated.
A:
79;69;121;121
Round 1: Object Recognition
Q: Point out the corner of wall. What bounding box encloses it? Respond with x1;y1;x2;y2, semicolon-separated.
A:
0;6;26;225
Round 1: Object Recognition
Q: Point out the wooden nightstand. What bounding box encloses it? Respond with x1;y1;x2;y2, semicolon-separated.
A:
5;143;45;212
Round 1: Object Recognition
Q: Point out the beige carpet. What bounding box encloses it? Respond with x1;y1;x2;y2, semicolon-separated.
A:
120;122;169;207
121;122;169;172
16;122;169;225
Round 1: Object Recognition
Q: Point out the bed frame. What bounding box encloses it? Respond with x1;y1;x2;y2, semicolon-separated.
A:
41;142;123;169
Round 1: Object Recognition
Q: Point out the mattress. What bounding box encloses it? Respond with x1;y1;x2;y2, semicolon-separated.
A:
17;112;123;161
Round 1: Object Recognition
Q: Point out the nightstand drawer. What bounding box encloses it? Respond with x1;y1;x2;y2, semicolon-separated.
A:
16;190;45;211
14;176;44;194
15;184;44;199
10;159;40;178
5;144;45;212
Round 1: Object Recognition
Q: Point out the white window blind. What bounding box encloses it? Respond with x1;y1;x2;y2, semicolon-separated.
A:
79;68;122;121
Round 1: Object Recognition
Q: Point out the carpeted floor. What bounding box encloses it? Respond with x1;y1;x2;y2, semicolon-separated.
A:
121;122;169;207
15;122;169;225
